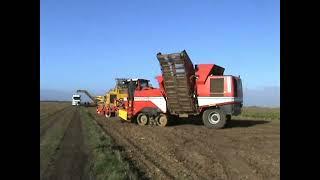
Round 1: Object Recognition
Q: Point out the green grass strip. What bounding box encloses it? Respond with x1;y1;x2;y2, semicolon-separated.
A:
235;107;280;121
80;107;138;180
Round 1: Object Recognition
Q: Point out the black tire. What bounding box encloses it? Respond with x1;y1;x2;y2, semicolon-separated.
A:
156;114;168;127
202;109;226;129
136;113;148;126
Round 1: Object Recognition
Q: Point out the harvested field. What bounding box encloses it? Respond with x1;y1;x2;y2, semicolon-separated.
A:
40;102;280;180
89;107;280;180
40;102;136;180
40;102;70;123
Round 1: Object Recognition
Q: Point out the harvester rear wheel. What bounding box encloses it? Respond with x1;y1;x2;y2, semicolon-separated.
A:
137;113;148;126
156;114;168;127
202;108;226;129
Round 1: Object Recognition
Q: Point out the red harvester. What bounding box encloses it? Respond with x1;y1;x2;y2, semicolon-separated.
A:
118;50;243;128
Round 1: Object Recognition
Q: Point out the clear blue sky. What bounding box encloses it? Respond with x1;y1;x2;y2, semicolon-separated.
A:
41;0;279;94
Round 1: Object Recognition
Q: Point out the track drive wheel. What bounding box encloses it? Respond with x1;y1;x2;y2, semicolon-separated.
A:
156;114;168;127
137;113;148;126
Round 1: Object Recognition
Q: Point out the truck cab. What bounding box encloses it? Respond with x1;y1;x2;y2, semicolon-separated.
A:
72;94;81;106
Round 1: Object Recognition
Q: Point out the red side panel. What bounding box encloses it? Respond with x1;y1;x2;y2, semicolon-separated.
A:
195;64;225;85
195;64;214;84
132;101;159;116
156;75;166;96
128;88;167;116
196;78;211;96
134;88;163;97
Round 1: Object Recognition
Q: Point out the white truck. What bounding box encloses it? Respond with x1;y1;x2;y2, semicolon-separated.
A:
72;94;81;106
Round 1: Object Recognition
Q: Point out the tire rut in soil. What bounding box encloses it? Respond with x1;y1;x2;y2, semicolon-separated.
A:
40;106;71;123
95;120;175;180
94;116;202;179
40;106;73;139
167;126;261;179
41;107;89;180
88;108;279;180
40;107;76;177
167;124;274;179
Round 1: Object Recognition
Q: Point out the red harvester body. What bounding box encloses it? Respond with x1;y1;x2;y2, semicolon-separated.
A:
118;50;243;128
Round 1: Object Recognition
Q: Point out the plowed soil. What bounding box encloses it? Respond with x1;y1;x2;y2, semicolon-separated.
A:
89;108;280;180
40;102;279;180
40;106;89;180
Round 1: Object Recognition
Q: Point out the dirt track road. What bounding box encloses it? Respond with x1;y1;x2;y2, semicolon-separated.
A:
40;107;89;180
89;108;280;180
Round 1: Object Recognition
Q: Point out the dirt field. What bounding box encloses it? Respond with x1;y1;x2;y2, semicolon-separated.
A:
42;108;88;180
40;102;279;180
89;108;280;180
40;102;135;180
40;103;89;180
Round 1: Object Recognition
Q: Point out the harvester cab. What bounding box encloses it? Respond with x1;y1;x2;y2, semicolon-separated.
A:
122;78;151;104
123;78;151;89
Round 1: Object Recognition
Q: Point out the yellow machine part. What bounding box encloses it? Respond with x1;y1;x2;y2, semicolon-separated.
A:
100;80;128;113
118;109;127;120
95;96;105;104
105;89;127;105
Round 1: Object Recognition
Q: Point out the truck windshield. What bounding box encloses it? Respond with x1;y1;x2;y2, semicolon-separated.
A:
73;97;80;100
